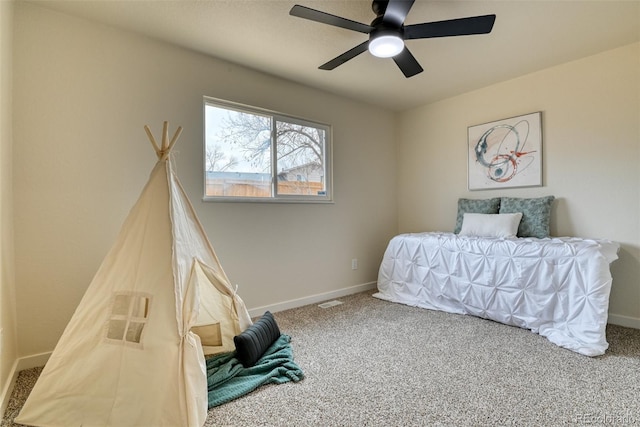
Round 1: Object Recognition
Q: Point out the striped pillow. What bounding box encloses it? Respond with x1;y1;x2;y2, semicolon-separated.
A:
233;311;281;368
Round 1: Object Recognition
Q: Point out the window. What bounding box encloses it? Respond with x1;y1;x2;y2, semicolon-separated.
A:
105;292;151;346
204;97;332;202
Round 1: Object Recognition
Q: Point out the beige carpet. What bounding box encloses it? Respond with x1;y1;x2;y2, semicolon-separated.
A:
4;291;640;426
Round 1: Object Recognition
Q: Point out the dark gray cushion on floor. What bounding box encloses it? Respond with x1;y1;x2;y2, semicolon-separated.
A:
234;311;281;368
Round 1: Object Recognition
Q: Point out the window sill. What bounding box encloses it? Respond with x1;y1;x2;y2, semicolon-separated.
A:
202;196;334;204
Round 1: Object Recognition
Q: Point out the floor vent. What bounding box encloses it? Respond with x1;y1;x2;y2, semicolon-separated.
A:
318;300;343;309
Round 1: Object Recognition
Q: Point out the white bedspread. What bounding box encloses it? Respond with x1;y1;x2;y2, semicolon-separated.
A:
374;232;619;356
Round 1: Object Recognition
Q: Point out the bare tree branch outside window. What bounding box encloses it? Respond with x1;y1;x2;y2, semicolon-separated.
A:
204;100;331;200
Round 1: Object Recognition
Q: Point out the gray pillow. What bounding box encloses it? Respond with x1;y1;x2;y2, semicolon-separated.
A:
454;198;501;234
499;196;555;238
234;311;281;368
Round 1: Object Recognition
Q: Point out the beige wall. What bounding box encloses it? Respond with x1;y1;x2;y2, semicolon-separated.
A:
0;0;18;408
12;3;397;357
398;43;640;325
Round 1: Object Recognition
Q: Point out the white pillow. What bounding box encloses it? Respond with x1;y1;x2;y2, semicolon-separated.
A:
459;213;523;238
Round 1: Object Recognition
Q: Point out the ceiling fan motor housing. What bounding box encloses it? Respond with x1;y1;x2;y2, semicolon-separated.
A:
371;0;389;18
370;23;405;39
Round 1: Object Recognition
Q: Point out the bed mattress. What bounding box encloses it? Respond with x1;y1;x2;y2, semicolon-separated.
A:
374;232;619;356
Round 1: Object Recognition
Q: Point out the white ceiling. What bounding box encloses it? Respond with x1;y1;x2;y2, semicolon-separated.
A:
29;0;640;111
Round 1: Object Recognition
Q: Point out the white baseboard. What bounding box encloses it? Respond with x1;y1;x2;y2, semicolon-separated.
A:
16;352;51;372
247;281;377;318
0;359;19;418
608;313;640;329
1;351;51;418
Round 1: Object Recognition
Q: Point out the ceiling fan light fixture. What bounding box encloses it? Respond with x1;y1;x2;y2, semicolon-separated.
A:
369;34;404;58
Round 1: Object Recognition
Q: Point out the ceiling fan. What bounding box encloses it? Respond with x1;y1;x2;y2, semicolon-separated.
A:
289;0;496;78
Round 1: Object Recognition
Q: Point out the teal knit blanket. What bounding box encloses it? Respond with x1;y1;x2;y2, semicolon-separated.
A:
206;334;304;408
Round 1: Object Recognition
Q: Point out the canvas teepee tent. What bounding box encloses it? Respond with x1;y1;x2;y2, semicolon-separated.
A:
16;122;252;427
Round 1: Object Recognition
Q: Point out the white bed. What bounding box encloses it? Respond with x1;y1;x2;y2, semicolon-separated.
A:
374;232;619;356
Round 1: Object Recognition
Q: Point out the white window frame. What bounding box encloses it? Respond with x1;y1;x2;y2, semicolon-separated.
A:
203;97;333;203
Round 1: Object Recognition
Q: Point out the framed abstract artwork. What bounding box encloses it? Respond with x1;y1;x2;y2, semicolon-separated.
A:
468;112;542;190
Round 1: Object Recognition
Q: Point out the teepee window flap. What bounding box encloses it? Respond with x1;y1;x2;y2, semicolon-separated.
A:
105;292;152;346
190;323;223;347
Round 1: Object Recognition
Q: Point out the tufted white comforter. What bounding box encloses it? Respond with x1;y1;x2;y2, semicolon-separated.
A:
374;232;619;356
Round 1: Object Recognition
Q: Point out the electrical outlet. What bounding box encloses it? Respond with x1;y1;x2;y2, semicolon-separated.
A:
351;259;358;270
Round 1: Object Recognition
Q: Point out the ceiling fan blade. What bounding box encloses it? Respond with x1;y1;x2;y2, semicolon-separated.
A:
290;5;372;34
319;41;370;70
392;47;424;78
404;14;496;40
382;0;416;27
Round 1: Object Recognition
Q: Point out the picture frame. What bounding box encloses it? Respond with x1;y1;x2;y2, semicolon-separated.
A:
467;112;542;191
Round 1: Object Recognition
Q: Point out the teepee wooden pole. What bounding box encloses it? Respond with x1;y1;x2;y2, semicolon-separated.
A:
144;125;161;157
161;121;169;151
166;126;182;153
